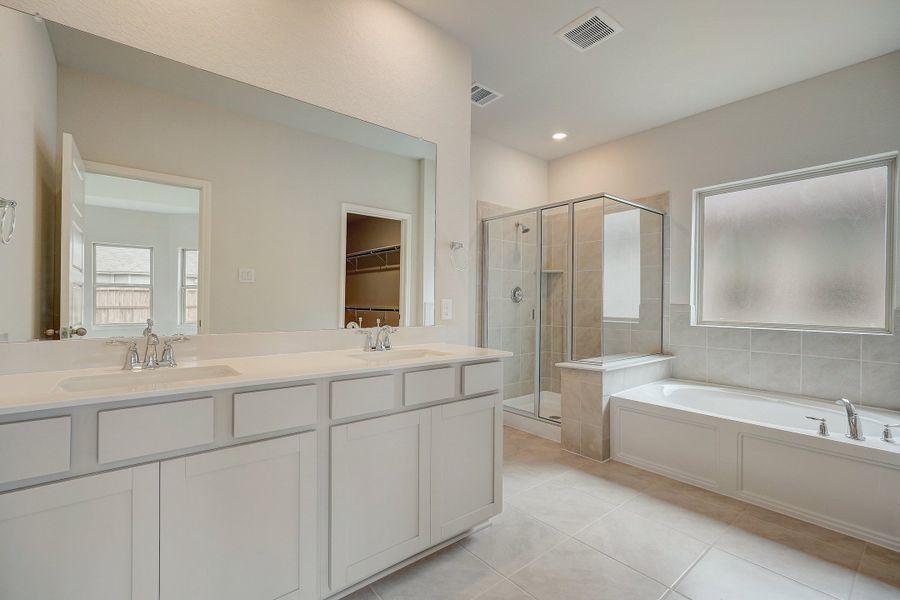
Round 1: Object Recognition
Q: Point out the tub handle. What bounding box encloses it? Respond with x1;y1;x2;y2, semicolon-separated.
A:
882;424;900;443
805;416;829;437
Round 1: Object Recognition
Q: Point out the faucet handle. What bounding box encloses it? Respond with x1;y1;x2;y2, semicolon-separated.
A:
882;423;900;442
356;328;376;351
805;416;829;437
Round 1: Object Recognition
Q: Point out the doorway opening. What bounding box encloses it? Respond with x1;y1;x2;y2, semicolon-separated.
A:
340;205;412;329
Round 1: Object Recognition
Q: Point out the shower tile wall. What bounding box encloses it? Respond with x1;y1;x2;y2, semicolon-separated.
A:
485;213;537;404
540;209;568;395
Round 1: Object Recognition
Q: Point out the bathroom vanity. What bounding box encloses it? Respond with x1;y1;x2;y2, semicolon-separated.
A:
0;344;506;600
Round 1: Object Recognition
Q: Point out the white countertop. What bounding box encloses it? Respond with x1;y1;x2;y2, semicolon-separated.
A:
0;343;510;417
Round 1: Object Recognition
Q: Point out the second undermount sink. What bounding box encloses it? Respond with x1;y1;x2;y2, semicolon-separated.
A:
59;364;240;392
346;348;454;364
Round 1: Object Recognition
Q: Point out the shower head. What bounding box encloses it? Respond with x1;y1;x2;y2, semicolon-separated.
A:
515;222;531;234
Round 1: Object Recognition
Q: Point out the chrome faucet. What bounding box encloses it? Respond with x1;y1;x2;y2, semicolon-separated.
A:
835;398;865;441
375;326;397;351
141;319;160;369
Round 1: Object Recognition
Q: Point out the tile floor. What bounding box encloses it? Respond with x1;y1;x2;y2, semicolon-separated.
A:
346;427;900;600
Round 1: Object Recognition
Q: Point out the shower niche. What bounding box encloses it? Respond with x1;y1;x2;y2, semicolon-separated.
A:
482;194;664;423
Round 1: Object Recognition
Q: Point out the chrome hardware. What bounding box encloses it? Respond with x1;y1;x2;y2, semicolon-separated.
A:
510;286;524;303
805;416;829;437
375;325;398;351
835;398;865;441
159;334;189;367
107;337;141;370
357;328;376;352
882;423;900;443
0;197;17;245
45;326;87;338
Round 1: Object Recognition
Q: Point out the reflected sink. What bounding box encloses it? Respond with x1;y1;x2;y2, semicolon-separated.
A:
59;364;240;392
346;348;453;364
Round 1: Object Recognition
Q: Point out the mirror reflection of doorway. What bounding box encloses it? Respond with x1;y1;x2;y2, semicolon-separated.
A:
343;212;405;328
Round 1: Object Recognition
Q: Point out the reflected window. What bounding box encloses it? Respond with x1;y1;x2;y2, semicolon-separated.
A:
93;244;153;325
180;249;199;325
694;155;896;332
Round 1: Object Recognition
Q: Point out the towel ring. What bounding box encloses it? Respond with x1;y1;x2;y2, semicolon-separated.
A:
0;198;16;245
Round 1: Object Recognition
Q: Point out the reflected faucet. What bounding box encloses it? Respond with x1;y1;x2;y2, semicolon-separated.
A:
835;398;865;441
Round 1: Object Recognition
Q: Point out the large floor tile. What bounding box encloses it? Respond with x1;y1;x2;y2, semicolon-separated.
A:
506;479;617;535
474;579;537;599
461;506;567;576
676;548;834;600
511;538;667;600
623;485;744;543
715;513;861;599
852;545;900;600
502;463;554;498
742;504;868;555
342;587;381;599
575;508;708;586
552;462;653;505
371;544;502;600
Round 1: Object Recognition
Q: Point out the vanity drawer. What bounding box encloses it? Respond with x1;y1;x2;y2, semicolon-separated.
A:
233;384;317;438
462;362;502;396
0;416;71;485
98;397;214;464
404;367;455;406
331;375;395;419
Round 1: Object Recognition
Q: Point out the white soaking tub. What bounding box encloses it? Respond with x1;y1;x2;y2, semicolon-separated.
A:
610;379;900;551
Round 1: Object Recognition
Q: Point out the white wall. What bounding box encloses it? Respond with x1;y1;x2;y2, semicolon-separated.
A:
471;134;548;211
0;7;57;341
4;0;473;342
59;66;422;334
82;205;198;337
549;51;900;306
548;51;900;410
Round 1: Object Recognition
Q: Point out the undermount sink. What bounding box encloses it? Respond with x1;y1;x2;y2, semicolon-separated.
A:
346;348;453;364
59;364;240;392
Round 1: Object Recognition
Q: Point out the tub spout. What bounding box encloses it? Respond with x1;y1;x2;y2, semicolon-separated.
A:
836;398;865;441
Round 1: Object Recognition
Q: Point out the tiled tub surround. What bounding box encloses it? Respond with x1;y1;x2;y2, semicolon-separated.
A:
348;427;900;600
610;380;900;552
667;304;900;411
558;356;674;461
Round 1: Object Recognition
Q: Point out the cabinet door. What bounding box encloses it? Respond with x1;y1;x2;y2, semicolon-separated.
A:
431;394;502;542
0;464;159;600
160;433;317;600
330;409;431;591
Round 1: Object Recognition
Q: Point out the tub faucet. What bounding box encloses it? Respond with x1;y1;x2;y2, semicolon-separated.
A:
835;398;865;441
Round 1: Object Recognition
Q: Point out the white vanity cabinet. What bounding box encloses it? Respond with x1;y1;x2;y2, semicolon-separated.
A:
0;464;160;600
431;394;502;542
329;389;503;592
160;433;317;600
330;408;432;590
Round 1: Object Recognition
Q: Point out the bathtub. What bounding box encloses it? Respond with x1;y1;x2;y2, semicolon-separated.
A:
610;380;900;551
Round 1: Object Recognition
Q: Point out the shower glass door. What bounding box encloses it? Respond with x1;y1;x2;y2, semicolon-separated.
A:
537;205;570;421
484;212;538;416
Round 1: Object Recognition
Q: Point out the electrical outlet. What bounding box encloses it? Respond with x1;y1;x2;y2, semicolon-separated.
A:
440;298;452;320
238;268;255;283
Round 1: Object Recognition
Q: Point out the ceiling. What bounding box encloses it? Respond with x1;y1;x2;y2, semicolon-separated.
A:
395;0;900;160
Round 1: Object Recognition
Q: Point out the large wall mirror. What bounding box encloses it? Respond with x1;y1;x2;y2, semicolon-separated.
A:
0;6;437;342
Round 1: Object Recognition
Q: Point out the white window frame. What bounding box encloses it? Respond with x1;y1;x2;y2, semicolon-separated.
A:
92;242;154;327
691;152;897;334
178;248;199;326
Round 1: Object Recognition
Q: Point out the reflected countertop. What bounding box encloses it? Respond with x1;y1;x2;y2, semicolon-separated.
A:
0;343;510;417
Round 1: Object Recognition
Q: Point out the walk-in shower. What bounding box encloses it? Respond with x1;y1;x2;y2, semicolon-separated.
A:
482;193;665;423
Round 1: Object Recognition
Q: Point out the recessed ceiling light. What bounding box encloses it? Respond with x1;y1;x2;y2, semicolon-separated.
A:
552;132;568;140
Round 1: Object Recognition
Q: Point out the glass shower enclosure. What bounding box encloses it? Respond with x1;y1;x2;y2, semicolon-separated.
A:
482;193;664;423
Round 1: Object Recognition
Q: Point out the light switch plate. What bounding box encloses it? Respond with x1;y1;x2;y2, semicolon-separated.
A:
440;298;452;320
238;268;256;283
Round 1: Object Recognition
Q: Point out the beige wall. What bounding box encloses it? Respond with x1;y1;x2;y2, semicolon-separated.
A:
471;135;548;211
59;66;422;334
549;52;900;410
0;7;57;341
5;0;474;342
549;51;900;306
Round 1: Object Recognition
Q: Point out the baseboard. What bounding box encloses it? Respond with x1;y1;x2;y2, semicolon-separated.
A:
503;410;561;443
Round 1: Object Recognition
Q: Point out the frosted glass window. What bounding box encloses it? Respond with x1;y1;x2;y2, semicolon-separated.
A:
603;209;641;320
695;157;895;332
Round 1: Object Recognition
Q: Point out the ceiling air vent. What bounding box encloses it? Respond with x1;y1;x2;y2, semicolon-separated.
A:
556;8;623;52
471;82;503;107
